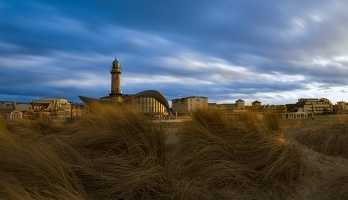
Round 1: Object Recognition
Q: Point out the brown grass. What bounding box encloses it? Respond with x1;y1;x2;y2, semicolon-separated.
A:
0;107;309;199
58;104;172;199
294;123;348;159
171;110;306;199
338;114;348;124
0;119;86;200
328;176;348;200
1;104;212;199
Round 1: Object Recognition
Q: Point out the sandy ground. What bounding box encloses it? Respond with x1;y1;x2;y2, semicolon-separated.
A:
283;126;348;200
164;119;348;200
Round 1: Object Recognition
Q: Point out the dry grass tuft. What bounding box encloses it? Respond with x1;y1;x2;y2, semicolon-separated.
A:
61;103;167;162
57;103;172;199
338;114;348;124
0;119;86;200
294;123;348;158
1;103;174;199
172;110;306;199
328;176;348;200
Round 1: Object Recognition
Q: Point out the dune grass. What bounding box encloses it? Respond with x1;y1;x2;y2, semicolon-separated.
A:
1;107;308;199
294;123;348;159
0;119;87;200
58;103;173;199
171;110;306;199
328;176;348;200
1;104;210;199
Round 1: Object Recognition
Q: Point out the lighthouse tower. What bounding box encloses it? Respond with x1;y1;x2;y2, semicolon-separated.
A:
109;58;123;103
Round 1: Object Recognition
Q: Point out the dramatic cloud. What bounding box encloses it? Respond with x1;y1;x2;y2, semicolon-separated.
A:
1;0;348;105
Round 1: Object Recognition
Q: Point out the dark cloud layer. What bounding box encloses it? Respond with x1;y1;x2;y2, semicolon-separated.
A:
1;0;348;105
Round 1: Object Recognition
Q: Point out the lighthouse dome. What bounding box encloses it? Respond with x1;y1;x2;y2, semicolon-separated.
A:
112;58;120;68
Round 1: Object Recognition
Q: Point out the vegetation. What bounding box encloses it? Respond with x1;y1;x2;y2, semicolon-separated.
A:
328;176;348;200
294;123;348;159
171;111;305;199
2;106;348;199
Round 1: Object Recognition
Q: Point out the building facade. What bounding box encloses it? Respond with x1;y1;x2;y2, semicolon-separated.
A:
282;108;309;119
207;99;246;114
251;100;262;110
172;96;208;115
123;90;170;116
31;98;84;122
296;98;333;114
0;101;23;121
335;101;348;114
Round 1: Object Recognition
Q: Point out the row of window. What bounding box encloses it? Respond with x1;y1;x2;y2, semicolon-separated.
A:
135;97;168;115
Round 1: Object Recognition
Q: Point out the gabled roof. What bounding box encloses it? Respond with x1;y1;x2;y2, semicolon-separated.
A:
0;108;22;114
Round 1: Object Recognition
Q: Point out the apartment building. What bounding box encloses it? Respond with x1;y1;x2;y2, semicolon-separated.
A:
172;96;208;115
296;98;333;114
31;97;84;122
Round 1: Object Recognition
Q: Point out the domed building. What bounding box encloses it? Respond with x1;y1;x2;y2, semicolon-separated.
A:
79;58;171;117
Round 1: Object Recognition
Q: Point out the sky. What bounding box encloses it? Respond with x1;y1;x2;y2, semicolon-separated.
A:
1;0;348;106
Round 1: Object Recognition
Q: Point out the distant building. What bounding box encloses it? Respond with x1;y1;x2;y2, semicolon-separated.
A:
79;58;171;117
172;96;208;115
207;99;246;114
0;101;23;121
261;104;287;113
31;97;84;122
335;101;348;114
15;103;32;113
244;101;287;116
15;103;34;120
282;108;309;119
251;100;262;110
0;101;16;110
296;98;333;114
208;103;218;110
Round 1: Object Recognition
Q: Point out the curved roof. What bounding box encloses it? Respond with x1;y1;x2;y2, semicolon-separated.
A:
79;90;172;115
124;90;171;115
